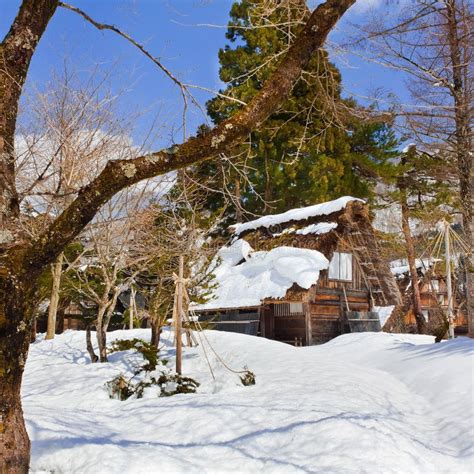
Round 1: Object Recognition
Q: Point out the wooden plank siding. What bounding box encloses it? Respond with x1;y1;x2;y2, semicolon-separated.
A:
309;288;370;344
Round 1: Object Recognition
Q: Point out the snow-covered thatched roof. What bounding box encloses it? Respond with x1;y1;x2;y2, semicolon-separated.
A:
194;239;329;311
194;196;401;311
195;197;362;311
230;196;363;236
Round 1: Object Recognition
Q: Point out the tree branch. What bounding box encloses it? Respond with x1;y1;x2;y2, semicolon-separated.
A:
58;1;206;120
21;0;356;274
0;0;59;224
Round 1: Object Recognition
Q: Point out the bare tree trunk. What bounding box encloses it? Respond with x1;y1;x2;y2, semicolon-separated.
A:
445;0;473;337
97;329;107;363
0;281;33;472
0;367;30;473
399;181;426;334
30;314;37;343
55;298;67;334
235;178;243;223
151;320;161;348
86;325;98;363
45;252;63;339
96;289;120;362
95;304;108;363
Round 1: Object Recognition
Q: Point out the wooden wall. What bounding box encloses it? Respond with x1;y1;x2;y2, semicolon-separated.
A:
263;288;371;346
308;289;370;344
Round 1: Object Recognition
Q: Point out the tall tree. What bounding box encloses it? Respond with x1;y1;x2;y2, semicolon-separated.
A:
356;0;473;335
378;143;454;334
198;0;397;226
0;0;355;469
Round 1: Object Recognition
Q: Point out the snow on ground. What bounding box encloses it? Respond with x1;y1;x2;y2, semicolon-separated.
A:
24;329;473;473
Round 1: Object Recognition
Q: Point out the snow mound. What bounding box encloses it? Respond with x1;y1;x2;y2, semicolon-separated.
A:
195;242;329;310
231;196;363;235
24;330;474;473
218;237;252;266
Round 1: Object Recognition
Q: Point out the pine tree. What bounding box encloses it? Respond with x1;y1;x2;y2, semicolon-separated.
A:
195;0;398;227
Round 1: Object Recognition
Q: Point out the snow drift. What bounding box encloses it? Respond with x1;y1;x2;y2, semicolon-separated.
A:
24;329;473;473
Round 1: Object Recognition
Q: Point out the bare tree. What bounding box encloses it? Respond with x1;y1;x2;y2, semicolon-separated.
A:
15;66;145;339
0;0;355;469
352;0;473;334
68;185;162;362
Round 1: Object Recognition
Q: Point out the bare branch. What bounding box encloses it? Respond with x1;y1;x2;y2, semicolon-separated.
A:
19;0;355;273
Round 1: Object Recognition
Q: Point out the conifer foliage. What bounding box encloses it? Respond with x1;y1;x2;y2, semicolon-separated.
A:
198;0;397;223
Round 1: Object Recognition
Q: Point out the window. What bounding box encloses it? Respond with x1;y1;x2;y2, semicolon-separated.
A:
289;302;304;314
274;302;304;316
430;280;440;292
422;310;429;321
329;252;353;281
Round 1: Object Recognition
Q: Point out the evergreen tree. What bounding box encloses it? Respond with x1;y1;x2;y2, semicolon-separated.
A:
194;0;398;227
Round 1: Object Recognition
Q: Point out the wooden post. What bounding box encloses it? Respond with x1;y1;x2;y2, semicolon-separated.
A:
176;255;184;375
129;285;136;330
445;221;455;339
304;303;312;346
45;252;64;340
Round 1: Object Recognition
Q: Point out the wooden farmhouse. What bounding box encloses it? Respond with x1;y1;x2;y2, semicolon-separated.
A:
193;196;402;346
385;260;468;335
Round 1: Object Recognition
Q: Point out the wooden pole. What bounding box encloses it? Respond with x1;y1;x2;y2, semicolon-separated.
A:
45;252;64;340
176;255;184;374
129;285;136;330
445;221;455;339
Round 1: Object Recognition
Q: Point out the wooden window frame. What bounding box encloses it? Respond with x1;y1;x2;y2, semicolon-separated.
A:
328;252;353;282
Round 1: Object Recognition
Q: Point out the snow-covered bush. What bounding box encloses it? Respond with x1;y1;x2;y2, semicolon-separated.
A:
106;338;199;400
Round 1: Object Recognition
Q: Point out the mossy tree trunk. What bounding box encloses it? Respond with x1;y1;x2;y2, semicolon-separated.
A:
0;272;36;473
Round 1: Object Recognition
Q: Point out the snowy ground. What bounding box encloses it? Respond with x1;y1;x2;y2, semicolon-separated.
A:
24;329;474;473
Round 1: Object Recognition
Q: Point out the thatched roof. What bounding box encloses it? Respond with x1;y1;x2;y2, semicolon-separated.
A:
195;197;401;311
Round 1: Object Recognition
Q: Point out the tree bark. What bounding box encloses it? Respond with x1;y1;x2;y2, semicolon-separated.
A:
85;325;98;363
150;321;161;348
55;298;67;334
30;315;37;343
445;0;473;337
398;178;426;334
95;304;108;363
45;252;63;340
0;277;33;473
97;329;107;363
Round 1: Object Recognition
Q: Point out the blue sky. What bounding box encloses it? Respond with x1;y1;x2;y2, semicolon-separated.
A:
1;0;407;149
